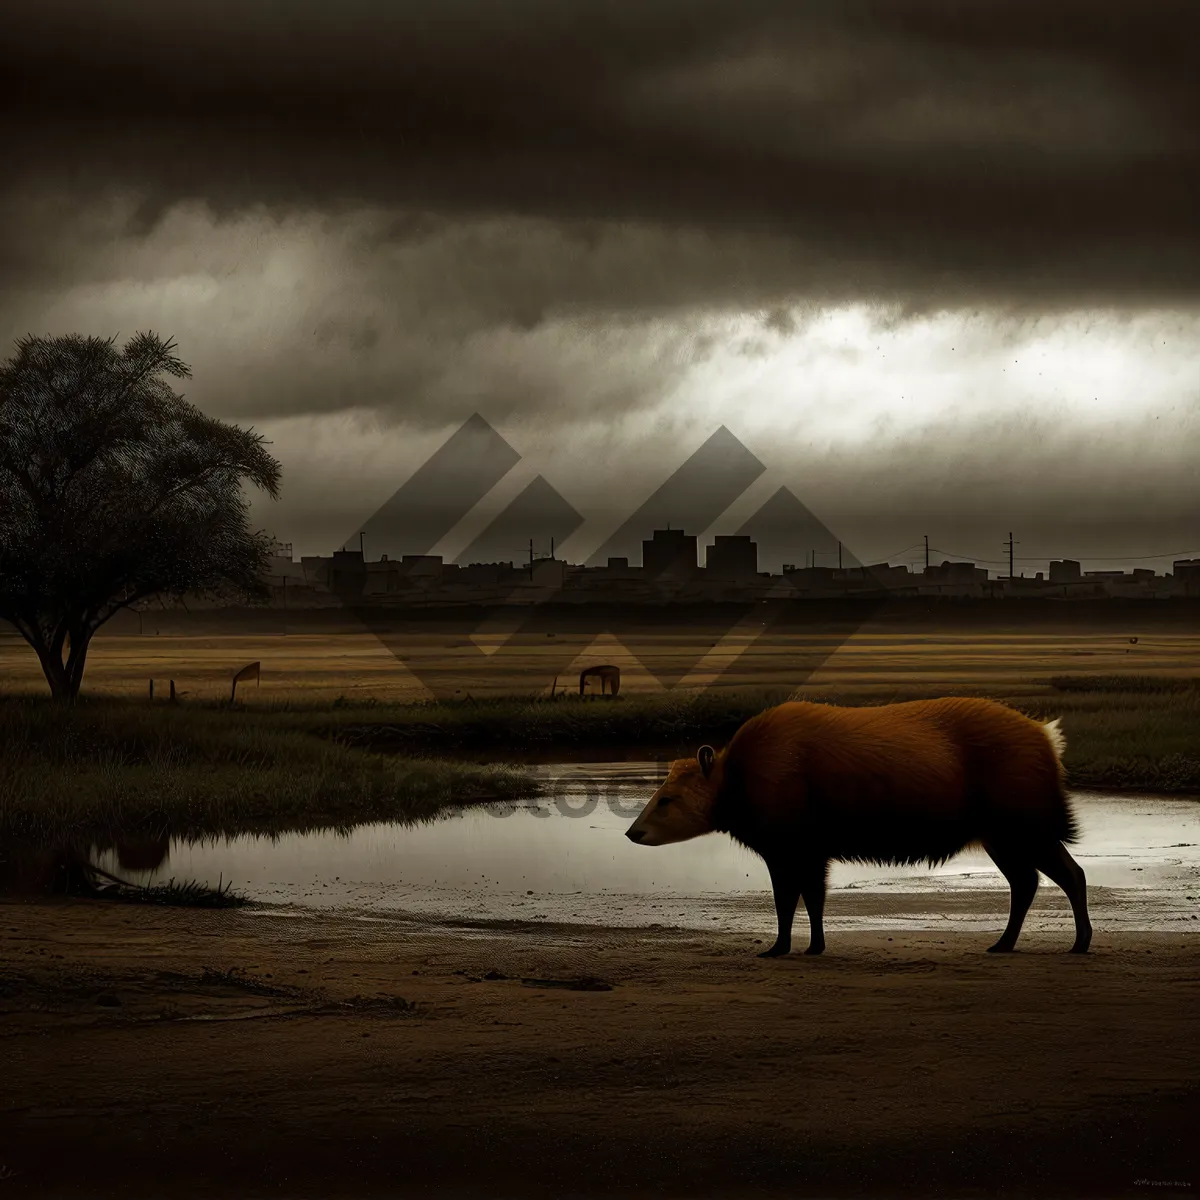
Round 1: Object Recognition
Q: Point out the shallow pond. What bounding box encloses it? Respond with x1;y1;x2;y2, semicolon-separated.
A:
88;764;1200;939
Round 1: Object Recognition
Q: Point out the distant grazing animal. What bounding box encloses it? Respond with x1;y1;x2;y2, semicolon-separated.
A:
625;697;1091;958
579;664;621;697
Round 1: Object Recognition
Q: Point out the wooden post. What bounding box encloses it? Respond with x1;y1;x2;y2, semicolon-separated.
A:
231;661;261;704
169;680;176;703
149;679;154;701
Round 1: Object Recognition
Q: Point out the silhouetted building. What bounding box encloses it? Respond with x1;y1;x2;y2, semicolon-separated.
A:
782;565;838;589
300;555;331;585
865;563;915;589
1173;559;1200;590
1050;559;1082;583
642;528;698;579
400;554;443;578
329;549;366;595
530;557;566;587
924;560;987;585
705;535;759;580
454;562;511;587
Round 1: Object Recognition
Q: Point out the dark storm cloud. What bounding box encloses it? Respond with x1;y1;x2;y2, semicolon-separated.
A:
2;0;1198;307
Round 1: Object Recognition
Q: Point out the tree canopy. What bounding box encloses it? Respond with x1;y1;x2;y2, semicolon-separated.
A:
0;331;281;700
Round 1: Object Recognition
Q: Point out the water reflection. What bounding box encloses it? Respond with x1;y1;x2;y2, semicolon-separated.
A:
0;833;170;898
62;766;1200;934
114;834;171;872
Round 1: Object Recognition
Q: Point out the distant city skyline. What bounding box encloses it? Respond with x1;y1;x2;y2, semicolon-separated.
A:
274;534;1199;591
270;415;1196;578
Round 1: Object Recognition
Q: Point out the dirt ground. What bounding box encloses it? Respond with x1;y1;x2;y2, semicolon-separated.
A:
1;899;1196;1199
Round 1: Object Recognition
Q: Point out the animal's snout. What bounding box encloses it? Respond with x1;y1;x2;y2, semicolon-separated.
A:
625;827;646;843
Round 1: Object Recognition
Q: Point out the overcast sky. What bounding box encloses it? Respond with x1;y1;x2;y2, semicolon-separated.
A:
2;0;1197;571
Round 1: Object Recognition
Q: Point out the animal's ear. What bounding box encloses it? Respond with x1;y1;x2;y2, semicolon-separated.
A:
697;745;715;778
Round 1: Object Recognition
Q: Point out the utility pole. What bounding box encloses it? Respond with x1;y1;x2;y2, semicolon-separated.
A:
838;541;843;569
924;535;929;573
550;536;555;560
1004;532;1019;580
529;538;534;572
358;531;366;560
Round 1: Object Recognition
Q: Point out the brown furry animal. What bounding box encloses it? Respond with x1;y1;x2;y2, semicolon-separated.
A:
625;697;1091;958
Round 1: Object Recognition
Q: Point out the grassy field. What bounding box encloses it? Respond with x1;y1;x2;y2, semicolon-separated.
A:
2;602;1199;702
0;699;538;847
299;676;1200;792
2;604;1197;850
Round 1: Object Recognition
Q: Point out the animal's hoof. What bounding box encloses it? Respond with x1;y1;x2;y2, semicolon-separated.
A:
803;945;825;956
986;943;1015;954
757;946;789;959
1069;944;1091;955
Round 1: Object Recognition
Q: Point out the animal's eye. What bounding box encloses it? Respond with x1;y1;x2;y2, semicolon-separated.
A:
656;795;673;808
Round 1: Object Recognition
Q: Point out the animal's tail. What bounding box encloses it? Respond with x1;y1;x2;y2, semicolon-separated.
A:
1041;717;1066;761
1041;716;1080;843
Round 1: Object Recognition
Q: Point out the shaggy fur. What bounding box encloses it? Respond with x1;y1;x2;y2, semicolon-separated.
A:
626;697;1092;958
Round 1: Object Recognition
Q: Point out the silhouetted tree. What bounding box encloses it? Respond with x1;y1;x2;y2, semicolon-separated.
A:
0;332;281;701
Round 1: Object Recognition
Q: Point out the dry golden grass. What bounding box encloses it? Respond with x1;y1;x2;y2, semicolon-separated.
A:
2;619;1197;702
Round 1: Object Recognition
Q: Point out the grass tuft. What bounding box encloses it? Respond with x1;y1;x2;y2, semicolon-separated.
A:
96;875;249;908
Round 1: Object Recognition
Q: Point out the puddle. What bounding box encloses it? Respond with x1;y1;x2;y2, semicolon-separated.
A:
82;764;1200;936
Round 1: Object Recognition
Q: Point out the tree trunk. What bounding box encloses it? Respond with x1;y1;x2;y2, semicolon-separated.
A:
34;645;74;701
31;629;92;702
63;626;93;701
9;613;98;702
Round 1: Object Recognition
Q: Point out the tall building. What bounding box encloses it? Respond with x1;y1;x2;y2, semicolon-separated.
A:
705;534;758;580
642;528;698;579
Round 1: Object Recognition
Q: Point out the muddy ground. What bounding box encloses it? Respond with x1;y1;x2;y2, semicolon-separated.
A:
1;898;1197;1199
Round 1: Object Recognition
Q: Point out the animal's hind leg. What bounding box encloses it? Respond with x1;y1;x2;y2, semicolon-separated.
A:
759;858;803;958
983;843;1039;953
1034;841;1092;954
799;859;829;956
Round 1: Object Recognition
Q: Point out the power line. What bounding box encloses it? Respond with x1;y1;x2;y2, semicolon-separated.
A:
837;542;1200;568
1063;548;1200;562
873;542;927;564
929;547;1200;566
